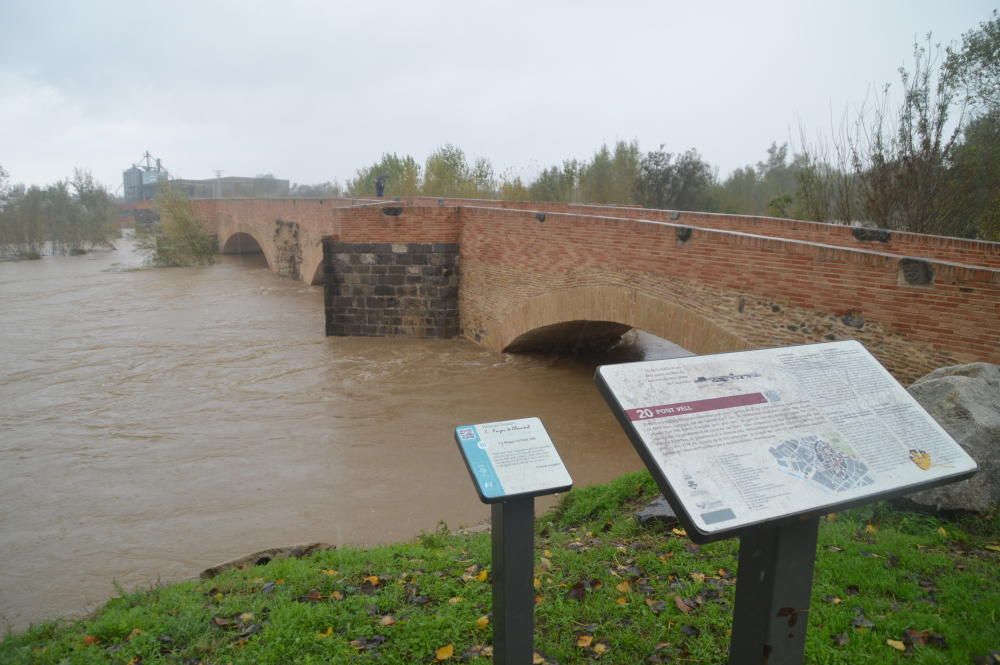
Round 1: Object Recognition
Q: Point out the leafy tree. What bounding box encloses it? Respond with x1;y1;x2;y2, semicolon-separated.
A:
579;141;640;205
347;153;421;198
151;185;216;266
947;109;1000;238
528;161;579;202
637;147;716;210
944;10;999;111
289;181;344;197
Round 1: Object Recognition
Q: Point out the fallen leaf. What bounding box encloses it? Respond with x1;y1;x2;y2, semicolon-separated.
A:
576;635;594;648
82;635;99;646
865;523;878;535
435;643;454;661
616;596;628;606
330;591;344;601
592;642;608;655
476;616;489;629
534;578;542;591
937;527;948;538
616;581;631;593
380;615;396;626
539;557;552;572
128;628;144;640
645;598;667;614
674;596;694;614
671;528;687;537
543;549;551;557
845;584;860;596
823;595;843;605
532;652;545;664
317;626;333;639
448;596;462;604
321;569;338;576
475;569;489;583
832;633;849;647
985;543;1000;553
887;639;906;651
690;572;705;584
680;625;701;637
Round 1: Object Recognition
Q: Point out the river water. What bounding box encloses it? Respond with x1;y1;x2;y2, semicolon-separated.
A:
0;237;688;632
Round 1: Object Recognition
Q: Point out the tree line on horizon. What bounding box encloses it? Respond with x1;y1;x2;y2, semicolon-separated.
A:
318;13;998;240
2;12;996;250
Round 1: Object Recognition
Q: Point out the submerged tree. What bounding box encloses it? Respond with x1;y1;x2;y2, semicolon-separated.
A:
151;185;216;266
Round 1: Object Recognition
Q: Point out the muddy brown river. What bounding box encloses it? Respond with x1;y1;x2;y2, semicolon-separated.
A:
0;237;688;632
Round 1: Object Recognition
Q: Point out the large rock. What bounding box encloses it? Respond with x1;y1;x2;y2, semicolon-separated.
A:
905;363;1000;513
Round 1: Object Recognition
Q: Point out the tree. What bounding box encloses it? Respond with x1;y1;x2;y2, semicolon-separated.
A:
528;161;579;202
422;145;495;198
151;185;216;266
849;36;965;234
347;153;421;198
578;141;640;205
637;147;715;210
944;10;999;112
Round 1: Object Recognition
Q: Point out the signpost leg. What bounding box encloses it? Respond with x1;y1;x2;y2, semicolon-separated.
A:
491;496;535;665
728;518;820;665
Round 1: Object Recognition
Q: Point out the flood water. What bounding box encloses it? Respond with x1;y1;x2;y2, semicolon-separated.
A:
0;237;689;632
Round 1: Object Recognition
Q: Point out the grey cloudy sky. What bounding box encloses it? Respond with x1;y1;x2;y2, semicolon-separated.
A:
0;0;994;192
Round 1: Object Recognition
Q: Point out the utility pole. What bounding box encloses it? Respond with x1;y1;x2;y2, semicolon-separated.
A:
214;169;224;199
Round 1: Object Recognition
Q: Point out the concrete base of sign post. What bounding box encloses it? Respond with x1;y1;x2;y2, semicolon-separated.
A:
728;518;820;665
491;497;535;665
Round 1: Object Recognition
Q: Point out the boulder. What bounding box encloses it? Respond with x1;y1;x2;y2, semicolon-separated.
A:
636;496;679;527
904;363;1000;513
200;542;334;579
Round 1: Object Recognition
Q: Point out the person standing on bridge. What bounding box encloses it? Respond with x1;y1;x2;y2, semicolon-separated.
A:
375;174;387;198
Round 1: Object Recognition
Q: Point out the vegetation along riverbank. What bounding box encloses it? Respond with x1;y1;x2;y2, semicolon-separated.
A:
2;471;998;664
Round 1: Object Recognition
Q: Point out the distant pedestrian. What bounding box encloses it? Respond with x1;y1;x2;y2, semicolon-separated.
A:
375;175;387;198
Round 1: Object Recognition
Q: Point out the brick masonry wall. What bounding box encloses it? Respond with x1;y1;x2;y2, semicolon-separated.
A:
458;207;999;383
323;239;460;338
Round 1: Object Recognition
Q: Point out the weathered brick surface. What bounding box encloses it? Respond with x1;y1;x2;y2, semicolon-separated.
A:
185;197;999;382
458;207;999;383
323;240;460;339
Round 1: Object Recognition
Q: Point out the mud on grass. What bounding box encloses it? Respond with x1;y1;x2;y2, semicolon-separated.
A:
2;472;999;664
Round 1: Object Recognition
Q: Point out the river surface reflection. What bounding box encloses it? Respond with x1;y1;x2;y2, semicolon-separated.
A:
0;238;689;631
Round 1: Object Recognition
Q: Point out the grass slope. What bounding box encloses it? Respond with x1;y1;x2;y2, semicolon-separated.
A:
2;472;999;664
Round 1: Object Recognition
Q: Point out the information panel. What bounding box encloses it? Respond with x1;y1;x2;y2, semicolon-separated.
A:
596;341;977;542
455;417;573;503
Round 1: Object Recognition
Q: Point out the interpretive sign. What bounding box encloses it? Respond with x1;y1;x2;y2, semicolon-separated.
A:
455;417;573;503
454;417;572;665
596;340;977;543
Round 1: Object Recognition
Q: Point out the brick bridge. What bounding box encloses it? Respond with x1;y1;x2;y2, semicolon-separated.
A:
190;197;1000;383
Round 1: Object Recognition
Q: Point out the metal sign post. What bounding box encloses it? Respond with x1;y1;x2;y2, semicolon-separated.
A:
491;497;535;665
454;417;572;665
595;341;978;665
728;518;820;665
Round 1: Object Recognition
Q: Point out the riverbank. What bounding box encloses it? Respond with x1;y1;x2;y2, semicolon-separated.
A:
2;471;998;664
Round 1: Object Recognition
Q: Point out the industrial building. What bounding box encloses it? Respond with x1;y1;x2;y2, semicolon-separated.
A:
122;151;289;201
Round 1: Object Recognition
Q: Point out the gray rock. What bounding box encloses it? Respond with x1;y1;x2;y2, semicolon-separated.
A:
904;363;1000;513
636;496;679;527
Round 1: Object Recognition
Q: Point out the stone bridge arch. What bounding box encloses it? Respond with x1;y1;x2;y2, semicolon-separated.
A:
495;285;751;355
220;231;273;269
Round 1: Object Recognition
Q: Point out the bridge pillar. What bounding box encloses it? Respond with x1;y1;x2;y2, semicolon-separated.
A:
323;238;460;339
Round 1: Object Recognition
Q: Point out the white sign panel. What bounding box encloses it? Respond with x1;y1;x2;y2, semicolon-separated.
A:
455;417;573;503
596;341;977;540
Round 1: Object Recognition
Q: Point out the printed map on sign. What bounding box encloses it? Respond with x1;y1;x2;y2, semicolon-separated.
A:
454;417;572;503
596;341;977;540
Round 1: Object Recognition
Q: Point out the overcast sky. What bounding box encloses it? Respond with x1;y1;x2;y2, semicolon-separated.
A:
0;0;994;193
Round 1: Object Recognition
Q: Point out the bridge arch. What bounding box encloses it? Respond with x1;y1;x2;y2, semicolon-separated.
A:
220;231;272;269
496;285;751;356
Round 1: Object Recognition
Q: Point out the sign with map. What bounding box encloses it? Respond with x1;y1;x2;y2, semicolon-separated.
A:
455;417;573;503
596;341;977;542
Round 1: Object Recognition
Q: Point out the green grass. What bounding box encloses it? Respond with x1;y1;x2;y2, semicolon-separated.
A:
3;472;999;664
